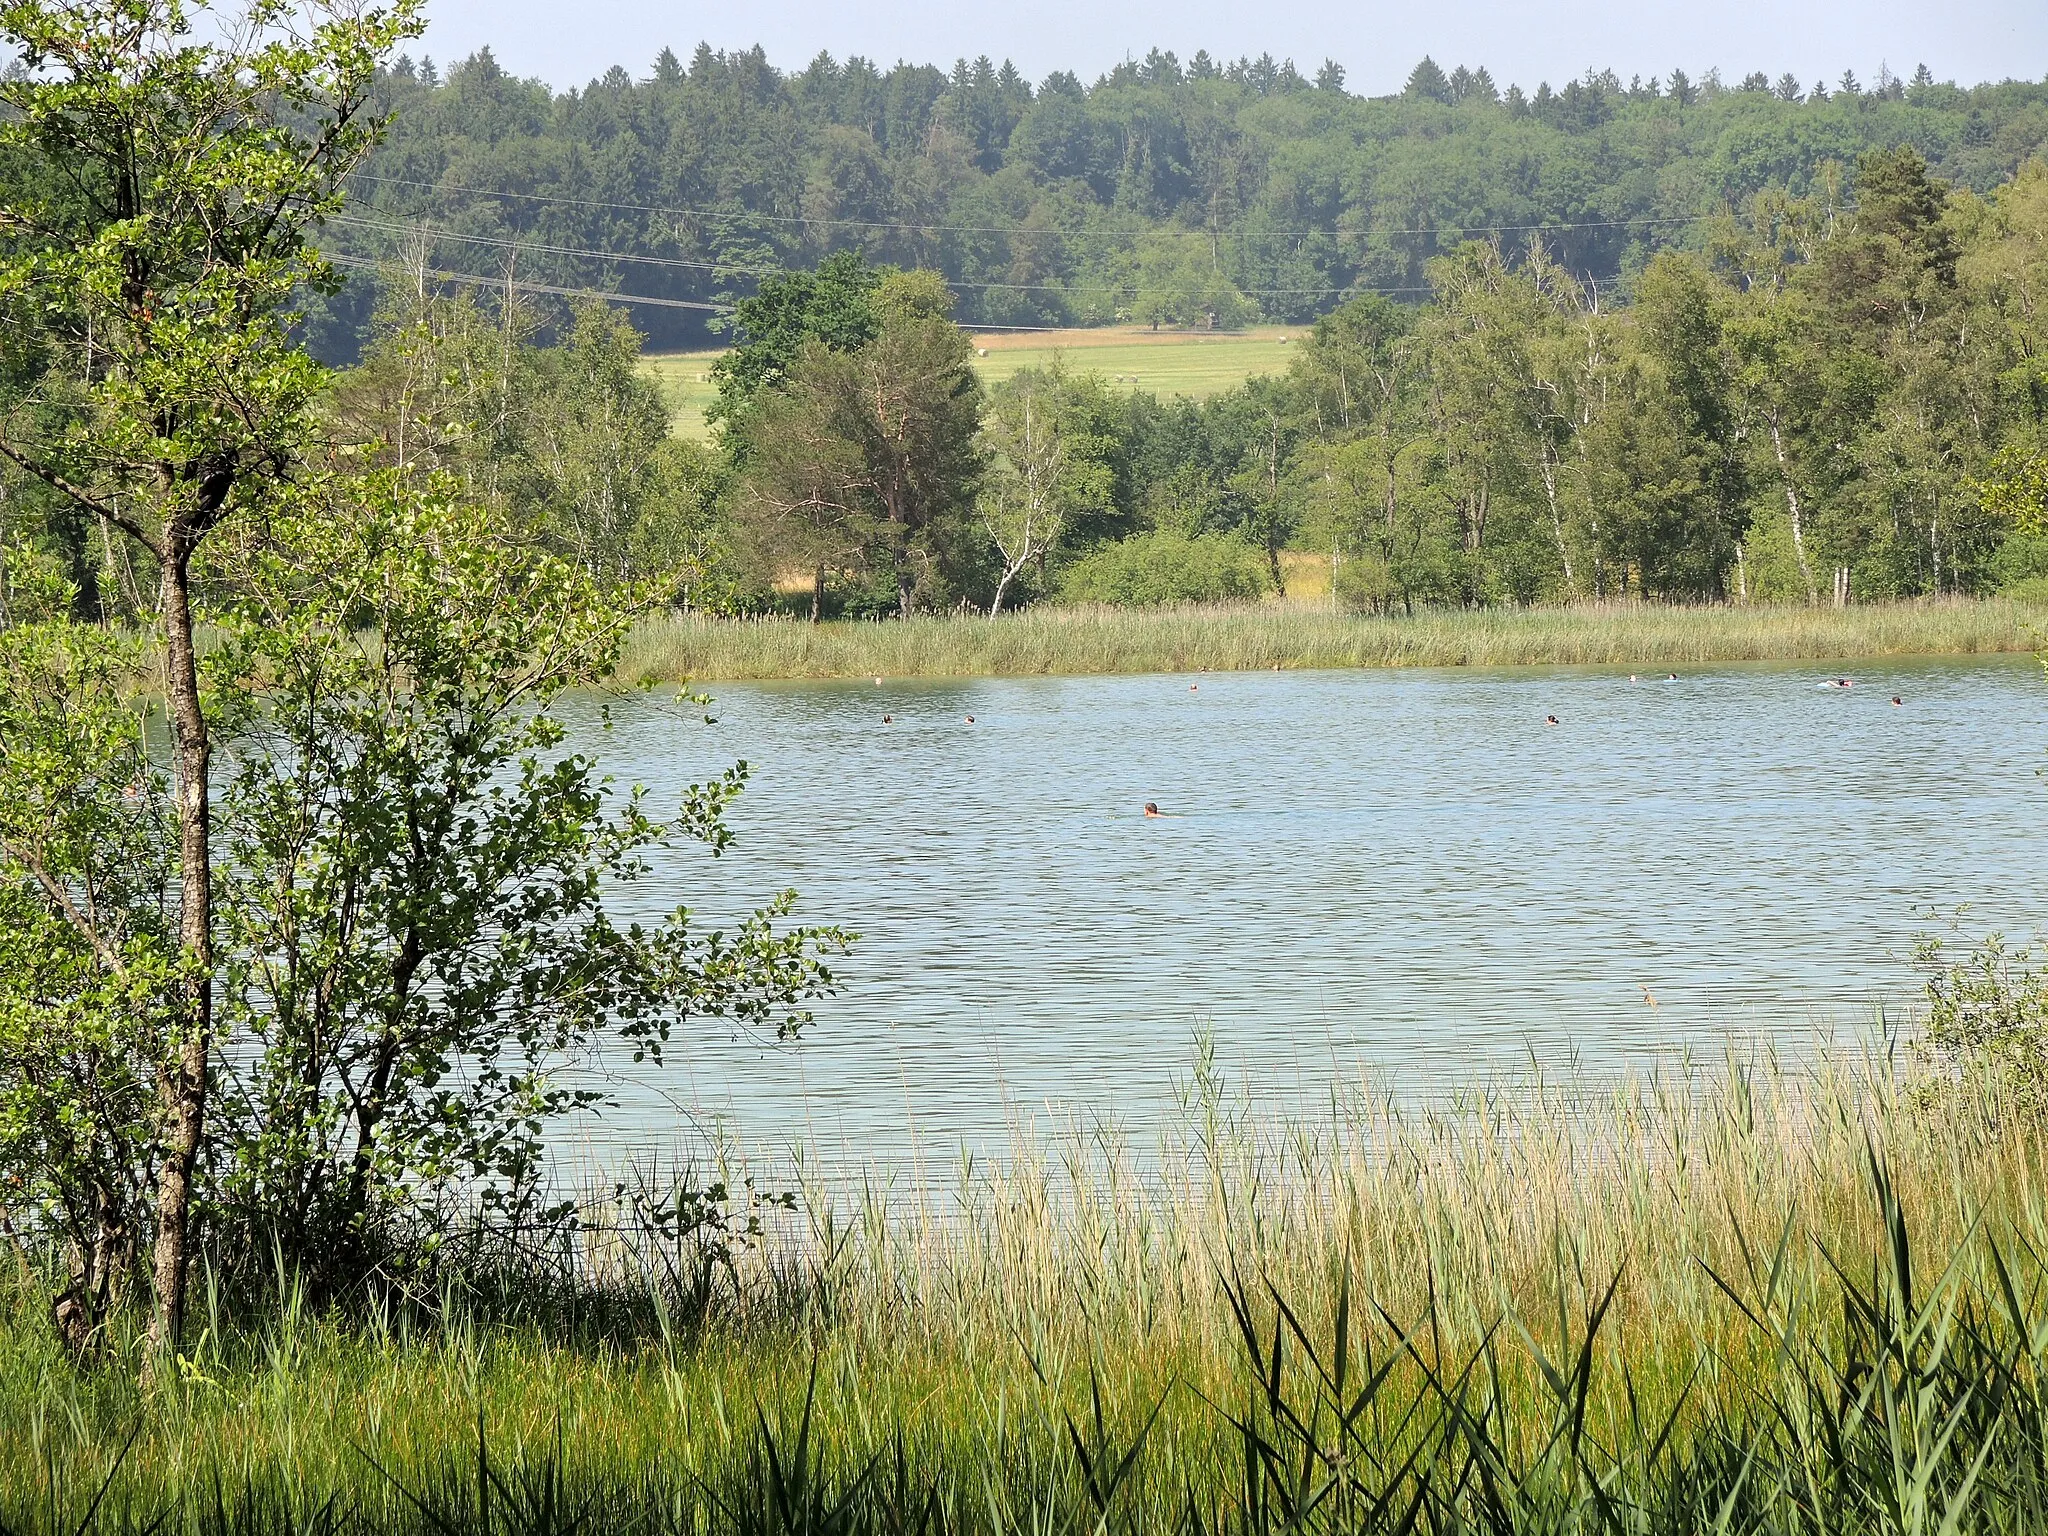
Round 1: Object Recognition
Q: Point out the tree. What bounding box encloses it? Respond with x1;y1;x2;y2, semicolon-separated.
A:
205;471;846;1267
740;274;985;616
738;350;881;620
518;302;690;591
709;251;882;437
0;624;174;1352
1405;57;1453;104
0;0;420;1369
978;361;1116;613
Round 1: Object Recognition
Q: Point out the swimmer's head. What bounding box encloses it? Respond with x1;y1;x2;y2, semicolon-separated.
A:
1144;802;1160;817
1544;714;1559;726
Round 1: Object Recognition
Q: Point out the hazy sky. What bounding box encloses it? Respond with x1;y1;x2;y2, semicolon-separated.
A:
413;0;2047;98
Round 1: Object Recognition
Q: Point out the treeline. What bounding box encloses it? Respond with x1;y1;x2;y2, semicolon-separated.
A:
13;144;2048;622
313;43;2048;353
442;147;2048;612
718;143;2048;613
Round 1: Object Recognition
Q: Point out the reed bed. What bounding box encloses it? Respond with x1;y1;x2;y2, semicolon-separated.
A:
8;1044;2048;1533
615;598;2048;682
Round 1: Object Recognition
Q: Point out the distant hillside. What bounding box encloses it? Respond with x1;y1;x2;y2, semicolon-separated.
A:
312;48;2048;357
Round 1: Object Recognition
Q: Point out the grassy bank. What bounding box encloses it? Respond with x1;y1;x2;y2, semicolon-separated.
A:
616;597;2048;683
9;1045;2048;1533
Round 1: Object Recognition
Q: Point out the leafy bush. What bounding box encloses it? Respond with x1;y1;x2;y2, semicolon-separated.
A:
1917;932;2048;1114
1992;531;2048;598
1055;532;1272;607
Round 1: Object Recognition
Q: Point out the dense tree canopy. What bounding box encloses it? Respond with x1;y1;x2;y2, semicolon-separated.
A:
317;45;2048;353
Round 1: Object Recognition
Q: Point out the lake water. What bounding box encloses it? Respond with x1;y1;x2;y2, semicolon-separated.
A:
549;654;2048;1176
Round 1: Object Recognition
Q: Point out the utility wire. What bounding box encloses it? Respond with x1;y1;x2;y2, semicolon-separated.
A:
344;170;1725;244
327;213;1437;298
324;252;728;310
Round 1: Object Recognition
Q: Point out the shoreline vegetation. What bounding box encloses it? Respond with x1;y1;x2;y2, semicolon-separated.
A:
10;1042;2048;1532
616;596;2048;683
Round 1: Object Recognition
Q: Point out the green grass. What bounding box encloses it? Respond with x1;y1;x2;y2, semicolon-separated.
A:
640;350;724;442
640;327;1296;441
8;1042;2048;1533
965;324;1299;397
615;597;2048;683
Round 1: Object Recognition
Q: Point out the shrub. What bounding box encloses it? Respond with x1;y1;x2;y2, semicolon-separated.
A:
1917;932;2048;1114
1055;532;1272;607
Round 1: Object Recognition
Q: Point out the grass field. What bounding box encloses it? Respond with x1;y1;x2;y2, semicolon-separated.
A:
615;596;2048;683
11;1040;2048;1534
639;349;724;441
641;326;1299;439
965;323;1299;395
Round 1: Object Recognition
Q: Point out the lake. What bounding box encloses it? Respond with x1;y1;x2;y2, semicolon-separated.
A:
550;654;2048;1176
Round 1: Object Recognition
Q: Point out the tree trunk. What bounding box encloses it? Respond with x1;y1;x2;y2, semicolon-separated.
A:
811;565;824;624
1767;416;1818;605
1539;452;1574;595
990;561;1023;617
145;535;213;1378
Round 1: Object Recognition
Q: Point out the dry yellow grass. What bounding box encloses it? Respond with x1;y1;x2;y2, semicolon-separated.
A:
616;597;2047;683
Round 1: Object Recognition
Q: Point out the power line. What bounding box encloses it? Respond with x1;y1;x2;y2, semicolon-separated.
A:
344;170;1722;244
326;214;1439;299
324;252;728;310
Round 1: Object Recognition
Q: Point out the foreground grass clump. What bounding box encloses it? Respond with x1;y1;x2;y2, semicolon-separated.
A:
616;597;2047;682
8;1046;2048;1533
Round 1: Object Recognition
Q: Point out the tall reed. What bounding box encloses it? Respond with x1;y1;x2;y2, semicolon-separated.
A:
6;1044;2046;1533
615;599;2047;683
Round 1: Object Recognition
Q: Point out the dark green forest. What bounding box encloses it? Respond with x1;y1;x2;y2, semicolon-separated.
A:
315;46;2048;353
9;40;2048;622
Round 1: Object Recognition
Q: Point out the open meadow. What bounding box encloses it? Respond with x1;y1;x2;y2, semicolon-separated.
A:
642;326;1300;439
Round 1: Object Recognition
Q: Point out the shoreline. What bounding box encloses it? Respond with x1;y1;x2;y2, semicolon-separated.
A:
615;596;2048;683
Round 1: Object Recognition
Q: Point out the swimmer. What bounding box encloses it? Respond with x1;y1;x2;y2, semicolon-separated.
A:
1629;674;1638;684
965;715;975;724
874;676;883;685
1189;683;1198;692
1891;696;1903;706
1544;714;1559;726
1144;801;1162;818
882;714;893;724
1665;672;1678;681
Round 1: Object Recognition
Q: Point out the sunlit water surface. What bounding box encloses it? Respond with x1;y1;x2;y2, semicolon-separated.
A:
544;654;2048;1177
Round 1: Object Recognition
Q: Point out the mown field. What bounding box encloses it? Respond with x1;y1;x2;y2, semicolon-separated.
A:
639;349;725;440
641;326;1299;439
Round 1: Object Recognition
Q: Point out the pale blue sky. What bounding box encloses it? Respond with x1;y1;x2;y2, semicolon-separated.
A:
413;0;2046;97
